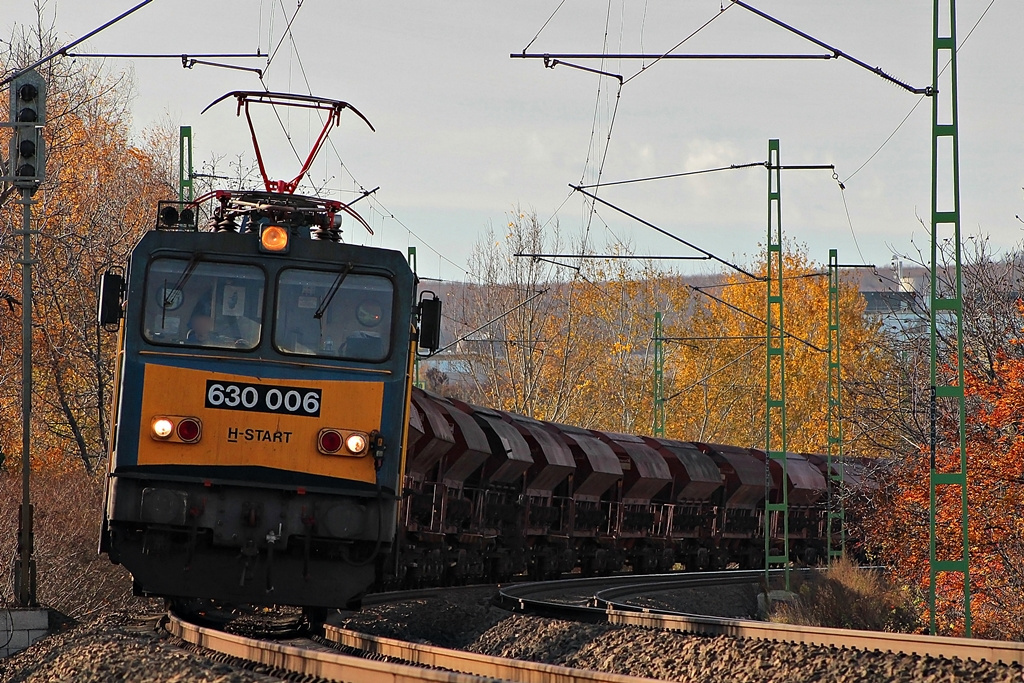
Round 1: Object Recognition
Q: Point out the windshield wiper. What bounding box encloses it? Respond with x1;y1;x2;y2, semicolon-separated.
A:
313;262;352;320
161;253;203;329
166;252;203;306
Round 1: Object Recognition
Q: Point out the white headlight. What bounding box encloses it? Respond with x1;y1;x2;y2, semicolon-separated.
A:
152;418;174;439
345;433;368;454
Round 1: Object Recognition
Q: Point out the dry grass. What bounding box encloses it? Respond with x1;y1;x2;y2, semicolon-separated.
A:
769;558;922;633
0;470;159;621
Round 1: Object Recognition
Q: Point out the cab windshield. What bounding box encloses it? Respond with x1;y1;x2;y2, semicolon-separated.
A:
274;268;394;361
143;258;265;350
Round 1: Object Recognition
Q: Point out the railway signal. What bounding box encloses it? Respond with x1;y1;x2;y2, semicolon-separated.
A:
7;68;47;190
6;68;47;607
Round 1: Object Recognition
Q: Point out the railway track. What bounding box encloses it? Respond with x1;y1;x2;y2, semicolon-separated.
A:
164;572;1024;682
165;591;665;683
497;569;1024;666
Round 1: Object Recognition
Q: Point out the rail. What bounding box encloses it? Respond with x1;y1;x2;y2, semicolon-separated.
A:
323;626;665;683
167;609;666;682
496;569;774;618
497;570;1024;666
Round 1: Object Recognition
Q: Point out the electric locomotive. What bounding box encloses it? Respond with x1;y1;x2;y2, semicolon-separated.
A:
98;92;441;613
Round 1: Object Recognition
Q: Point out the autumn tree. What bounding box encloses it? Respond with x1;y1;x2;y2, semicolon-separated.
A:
855;238;1024;639
564;251;688;433
444;208;687;432
661;242;895;454
845;237;1024;465
449;208;595;421
1;25;174;472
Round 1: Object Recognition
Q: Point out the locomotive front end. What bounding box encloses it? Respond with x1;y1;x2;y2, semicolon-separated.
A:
100;193;437;611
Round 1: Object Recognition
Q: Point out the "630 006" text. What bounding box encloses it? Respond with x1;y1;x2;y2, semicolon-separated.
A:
204;380;322;417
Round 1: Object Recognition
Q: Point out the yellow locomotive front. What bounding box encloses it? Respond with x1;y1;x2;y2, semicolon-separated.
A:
99;194;440;613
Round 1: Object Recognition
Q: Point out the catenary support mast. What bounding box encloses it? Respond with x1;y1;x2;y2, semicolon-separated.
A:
765;139;789;589
653;312;666;437
929;0;971;637
826;249;845;563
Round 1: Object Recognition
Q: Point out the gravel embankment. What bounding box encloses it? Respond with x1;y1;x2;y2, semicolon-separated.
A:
337;586;1024;683
0;612;276;682
3;587;1024;682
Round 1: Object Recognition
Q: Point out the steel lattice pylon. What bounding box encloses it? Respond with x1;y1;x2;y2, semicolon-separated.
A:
765;139;789;589
178;125;193;204
826;249;845;563
653;312;666;437
929;0;971;637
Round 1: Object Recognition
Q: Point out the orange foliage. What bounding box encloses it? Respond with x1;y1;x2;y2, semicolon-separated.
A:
0;60;174;473
449;222;894;451
865;305;1024;639
664;242;893;453
450;210;689;433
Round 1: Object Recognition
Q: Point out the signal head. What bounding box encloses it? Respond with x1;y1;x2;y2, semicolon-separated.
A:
8;69;47;189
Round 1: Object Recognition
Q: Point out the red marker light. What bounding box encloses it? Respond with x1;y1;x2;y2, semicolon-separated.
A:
176;417;202;443
318;429;343;454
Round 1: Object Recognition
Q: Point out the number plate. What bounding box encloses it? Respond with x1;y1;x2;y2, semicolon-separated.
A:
205;380;322;417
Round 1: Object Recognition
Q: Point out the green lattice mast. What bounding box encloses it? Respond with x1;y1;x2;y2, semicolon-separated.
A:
765;139;789;589
929;0;971;637
653;312;666;437
179;126;193;204
826;249;845;563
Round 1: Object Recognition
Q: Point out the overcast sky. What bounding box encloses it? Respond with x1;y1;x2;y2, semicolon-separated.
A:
7;1;1022;282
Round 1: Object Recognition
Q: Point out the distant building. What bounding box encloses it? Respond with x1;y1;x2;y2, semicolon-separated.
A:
856;264;929;342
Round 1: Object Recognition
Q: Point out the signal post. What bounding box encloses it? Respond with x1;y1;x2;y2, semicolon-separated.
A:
4;68;47;606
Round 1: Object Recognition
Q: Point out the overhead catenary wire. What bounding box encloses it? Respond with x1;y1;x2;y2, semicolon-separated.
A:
622;3;734;85
517;52;836;61
65;52;262;58
729;0;931;95
659;335;766;342
240;1;475;284
662;343;763;403
253;1;310;166
578;161;765;189
60;52;265;77
515;4;735;276
369;197;473;280
432;289;549;356
520;0;570;54
704;271;838;289
689;285;826;353
516;253;709;261
838;185;869;266
841;0;998;185
571;184;762;281
575;0;623;256
518;0;988;274
0;0;155;88
263;0;305;75
579;160;832;191
521;1;855;278
531;3;732;254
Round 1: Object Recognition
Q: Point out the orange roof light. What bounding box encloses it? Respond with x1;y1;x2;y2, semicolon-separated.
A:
260;224;289;253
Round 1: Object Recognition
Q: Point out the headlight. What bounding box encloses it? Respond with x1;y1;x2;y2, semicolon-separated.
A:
317;428;370;456
152;418;174;439
345;432;368;454
150;416;203;443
